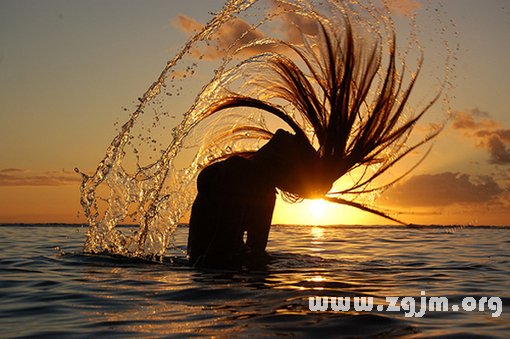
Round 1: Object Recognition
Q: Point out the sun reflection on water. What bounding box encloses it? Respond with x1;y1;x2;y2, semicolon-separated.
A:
310;226;324;241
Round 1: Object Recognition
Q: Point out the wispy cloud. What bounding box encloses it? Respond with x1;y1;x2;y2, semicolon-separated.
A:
385;0;422;17
172;14;271;60
171;0;421;63
0;168;31;174
382;172;503;207
172;15;203;34
0;168;81;186
452;108;510;165
172;1;325;61
269;1;319;44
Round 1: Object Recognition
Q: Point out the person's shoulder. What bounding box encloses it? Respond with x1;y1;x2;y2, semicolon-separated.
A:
272;129;296;144
274;129;293;138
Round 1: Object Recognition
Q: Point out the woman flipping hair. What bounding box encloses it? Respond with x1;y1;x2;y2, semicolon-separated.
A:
188;15;441;269
188;129;327;268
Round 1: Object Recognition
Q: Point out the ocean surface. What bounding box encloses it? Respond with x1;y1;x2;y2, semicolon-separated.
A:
0;224;508;338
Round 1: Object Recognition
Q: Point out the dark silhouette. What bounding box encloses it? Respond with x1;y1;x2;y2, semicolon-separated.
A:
187;17;441;268
188;129;328;269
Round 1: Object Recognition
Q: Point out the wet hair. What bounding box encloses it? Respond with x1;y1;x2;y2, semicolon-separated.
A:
202;16;440;224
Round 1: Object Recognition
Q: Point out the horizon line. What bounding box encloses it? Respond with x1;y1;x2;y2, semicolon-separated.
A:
0;222;508;228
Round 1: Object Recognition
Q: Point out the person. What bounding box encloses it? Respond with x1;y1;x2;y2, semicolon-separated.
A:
187;17;435;268
187;129;330;269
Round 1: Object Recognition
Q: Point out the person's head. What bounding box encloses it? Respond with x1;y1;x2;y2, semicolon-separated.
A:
252;129;334;199
200;13;439;223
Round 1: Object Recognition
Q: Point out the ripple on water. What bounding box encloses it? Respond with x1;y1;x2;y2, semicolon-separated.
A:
0;225;509;337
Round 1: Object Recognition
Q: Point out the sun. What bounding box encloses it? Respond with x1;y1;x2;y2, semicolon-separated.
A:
309;199;327;219
272;196;365;225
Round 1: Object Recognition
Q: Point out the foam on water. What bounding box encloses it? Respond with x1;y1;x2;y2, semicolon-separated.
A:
77;0;457;259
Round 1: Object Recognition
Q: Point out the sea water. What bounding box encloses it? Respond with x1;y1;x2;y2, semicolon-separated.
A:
1;224;508;337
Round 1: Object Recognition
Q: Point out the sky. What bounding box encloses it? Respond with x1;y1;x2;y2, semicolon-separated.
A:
0;0;509;225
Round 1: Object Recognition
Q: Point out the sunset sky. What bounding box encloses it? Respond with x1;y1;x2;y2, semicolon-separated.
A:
0;0;509;225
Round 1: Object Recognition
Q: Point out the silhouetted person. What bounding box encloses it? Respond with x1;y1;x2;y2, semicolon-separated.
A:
187;129;328;269
187;14;430;269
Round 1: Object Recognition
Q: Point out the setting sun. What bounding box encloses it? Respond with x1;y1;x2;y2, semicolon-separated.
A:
272;196;369;226
309;199;327;219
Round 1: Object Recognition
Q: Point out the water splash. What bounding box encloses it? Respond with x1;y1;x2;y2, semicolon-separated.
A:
79;0;456;260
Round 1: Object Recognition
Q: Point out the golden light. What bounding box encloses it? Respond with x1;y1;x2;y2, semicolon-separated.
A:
272;196;369;225
310;226;324;240
309;199;327;219
308;275;325;282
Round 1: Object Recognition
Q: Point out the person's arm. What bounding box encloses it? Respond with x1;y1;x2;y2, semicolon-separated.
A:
245;188;276;253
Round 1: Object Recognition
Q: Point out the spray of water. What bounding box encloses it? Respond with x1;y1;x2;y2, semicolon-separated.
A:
78;0;456;260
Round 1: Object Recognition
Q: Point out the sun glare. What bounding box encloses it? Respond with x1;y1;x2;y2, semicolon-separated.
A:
309;199;327;219
273;196;367;226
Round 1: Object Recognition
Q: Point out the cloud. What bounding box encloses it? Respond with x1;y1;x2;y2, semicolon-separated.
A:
173;15;203;34
0;168;81;186
484;133;510;164
385;0;422;17
269;1;319;44
172;0;425;60
382;172;503;207
452;108;510;165
0;168;31;174
173;14;272;60
172;1;324;61
452;110;498;130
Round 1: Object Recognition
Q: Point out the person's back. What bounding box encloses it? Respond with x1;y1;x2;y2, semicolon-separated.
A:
187;129;327;269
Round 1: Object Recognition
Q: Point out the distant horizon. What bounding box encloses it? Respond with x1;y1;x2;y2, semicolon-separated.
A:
1;222;508;228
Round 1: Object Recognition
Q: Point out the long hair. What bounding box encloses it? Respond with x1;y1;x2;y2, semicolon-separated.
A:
201;16;440;224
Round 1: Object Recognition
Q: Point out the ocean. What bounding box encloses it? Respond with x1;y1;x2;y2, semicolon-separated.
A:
1;224;508;338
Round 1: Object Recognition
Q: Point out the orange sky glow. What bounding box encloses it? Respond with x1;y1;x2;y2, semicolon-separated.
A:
0;0;509;226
